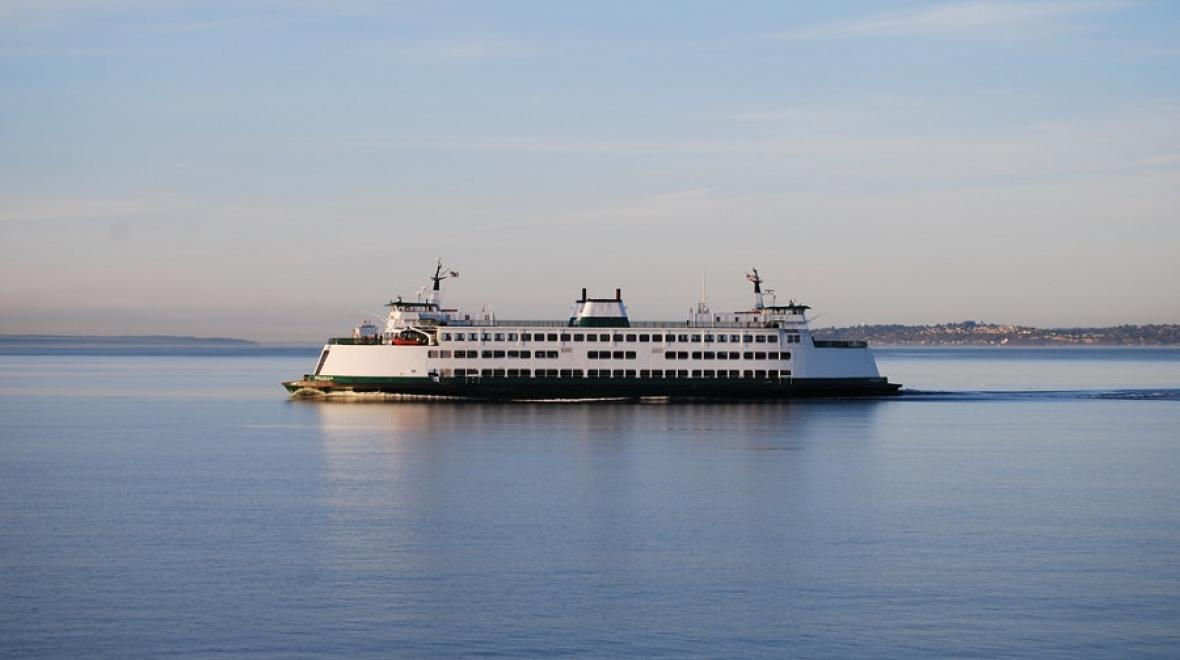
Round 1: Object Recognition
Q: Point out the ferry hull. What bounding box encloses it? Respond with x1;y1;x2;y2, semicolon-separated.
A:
283;376;901;400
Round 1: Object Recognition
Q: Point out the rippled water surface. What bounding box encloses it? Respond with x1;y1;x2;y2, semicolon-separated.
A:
2;347;1179;657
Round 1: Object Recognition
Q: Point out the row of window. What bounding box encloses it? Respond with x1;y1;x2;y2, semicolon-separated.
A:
429;350;562;359
666;351;790;361
426;349;791;361
439;331;801;344
445;369;792;379
587;351;638;360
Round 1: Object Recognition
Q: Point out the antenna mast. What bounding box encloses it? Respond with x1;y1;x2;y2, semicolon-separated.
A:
746;267;765;310
427;257;459;307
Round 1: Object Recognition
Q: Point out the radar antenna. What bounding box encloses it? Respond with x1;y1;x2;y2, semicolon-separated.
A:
746;267;765;310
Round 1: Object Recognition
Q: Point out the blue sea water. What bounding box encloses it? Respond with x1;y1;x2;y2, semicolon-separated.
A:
2;346;1179;658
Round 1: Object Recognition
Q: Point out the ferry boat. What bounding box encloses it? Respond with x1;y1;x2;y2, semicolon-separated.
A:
283;260;900;400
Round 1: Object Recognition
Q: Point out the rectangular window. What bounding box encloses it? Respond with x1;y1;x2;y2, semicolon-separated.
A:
612;351;624;359
428;350;439;358
703;369;715;378
559;369;572;377
691;351;702;359
690;335;702;343
640;370;650;378
755;370;767;379
572;369;584;377
665;350;678;360
729;352;739;360
783;369;791;376
625;334;636;342
625;370;636;378
743;370;754;378
559;333;571;342
767;352;778;360
743;352;754;360
782;351;791;360
652;369;663;378
521;333;531;342
755;352;766;360
493;350;505;359
550;333;560;342
609;334;620;342
743;336;753;343
587;369;600;378
717;335;727;343
481;368;493;377
506;369;520;377
666;370;678;379
507;350;520;359
768;370;778;379
507;333;518;341
755;335;766;343
440;350;451;358
493;333;504;341
612;369;625;378
677;334;689;343
638;334;650;342
704;334;714;343
716;352;728;360
678;351;688;359
678;370;688;378
585;334;595;342
520;350;531;359
691;370;702;378
703;351;715;359
625;351;636;359
481;350;493;359
442;333;452;341
493;369;506;377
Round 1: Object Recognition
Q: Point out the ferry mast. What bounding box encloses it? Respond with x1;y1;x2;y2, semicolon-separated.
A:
746;268;765;310
428;258;459;307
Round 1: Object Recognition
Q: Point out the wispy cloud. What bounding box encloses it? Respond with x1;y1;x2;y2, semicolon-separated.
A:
0;0;154;27
383;38;539;63
778;0;1122;40
0;197;157;224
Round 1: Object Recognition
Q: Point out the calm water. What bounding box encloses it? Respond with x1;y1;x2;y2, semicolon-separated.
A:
2;347;1180;658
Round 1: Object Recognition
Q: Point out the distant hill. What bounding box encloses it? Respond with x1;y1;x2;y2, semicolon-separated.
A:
0;334;257;346
815;322;1180;346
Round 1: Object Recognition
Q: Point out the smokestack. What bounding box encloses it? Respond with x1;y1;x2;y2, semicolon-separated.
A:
615;288;621;300
581;287;587;301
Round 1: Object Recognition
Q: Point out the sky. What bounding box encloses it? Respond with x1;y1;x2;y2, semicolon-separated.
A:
1;0;1178;341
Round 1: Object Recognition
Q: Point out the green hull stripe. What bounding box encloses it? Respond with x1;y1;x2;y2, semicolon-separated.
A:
285;375;900;398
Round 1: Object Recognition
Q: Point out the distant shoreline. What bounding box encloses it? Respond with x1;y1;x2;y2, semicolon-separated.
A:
0;334;258;346
815;322;1180;347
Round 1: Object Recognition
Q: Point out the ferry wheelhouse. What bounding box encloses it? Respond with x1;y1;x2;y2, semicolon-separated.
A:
283;261;900;400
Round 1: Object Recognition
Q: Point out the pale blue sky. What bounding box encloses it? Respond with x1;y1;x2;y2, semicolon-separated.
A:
1;1;1178;340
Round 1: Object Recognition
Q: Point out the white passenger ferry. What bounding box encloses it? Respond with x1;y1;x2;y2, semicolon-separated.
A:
284;260;900;400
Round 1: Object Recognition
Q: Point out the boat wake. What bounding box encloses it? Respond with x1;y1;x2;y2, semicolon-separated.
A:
896;388;1180;402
